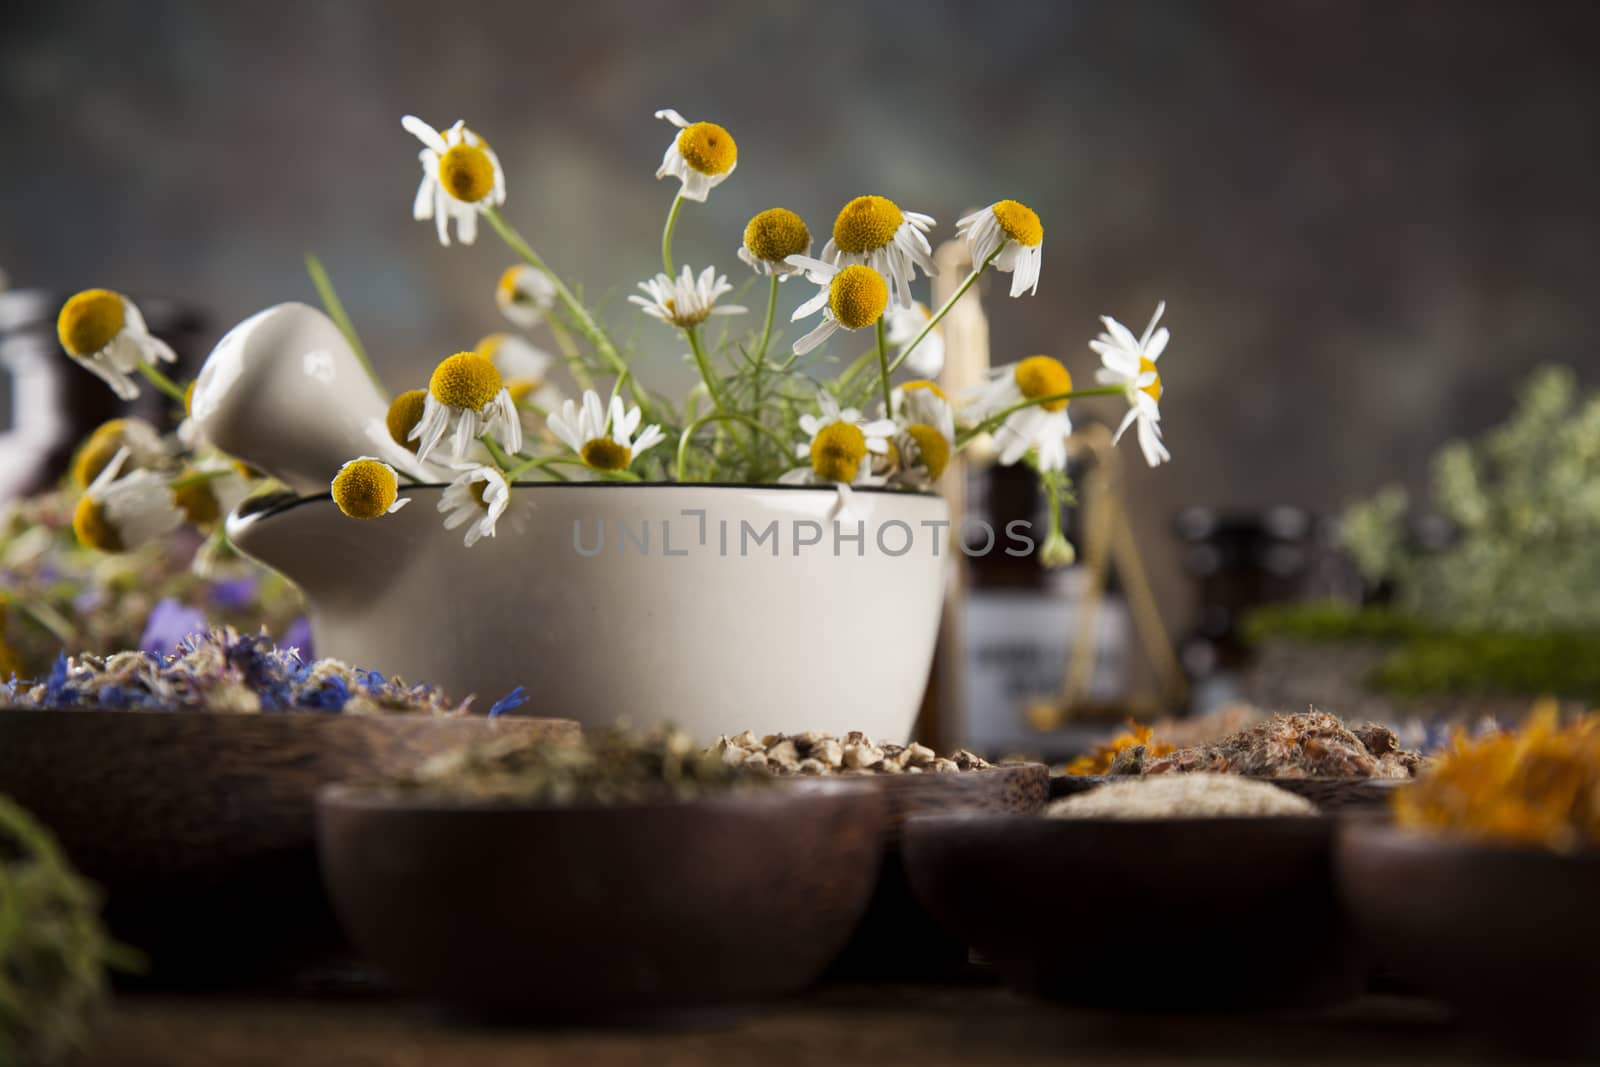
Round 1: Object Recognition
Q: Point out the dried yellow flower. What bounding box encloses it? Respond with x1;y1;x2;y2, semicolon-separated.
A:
1393;706;1600;852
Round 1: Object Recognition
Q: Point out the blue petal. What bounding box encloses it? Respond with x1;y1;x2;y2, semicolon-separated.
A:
487;686;528;718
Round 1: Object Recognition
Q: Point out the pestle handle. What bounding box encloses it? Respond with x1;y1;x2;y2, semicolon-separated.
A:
191;303;392;496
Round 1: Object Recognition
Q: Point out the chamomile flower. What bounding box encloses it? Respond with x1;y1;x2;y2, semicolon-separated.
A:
547;390;665;474
495;264;558;329
781;393;897;487
72;417;170;489
476;333;560;411
331;457;409;519
784;257;890;356
738;207;812;278
654;109;737;202
72;448;184;552
402;115;507;246
629;265;746;329
967;356;1076;472
438;464;510;547
55;289;177;401
956;200;1044;298
171;458;251;529
884;301;945;377
1091;302;1171;468
410;351;523;464
889;382;956;490
821;195;937;310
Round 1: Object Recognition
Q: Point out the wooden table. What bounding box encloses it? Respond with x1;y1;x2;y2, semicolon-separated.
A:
70;985;1558;1066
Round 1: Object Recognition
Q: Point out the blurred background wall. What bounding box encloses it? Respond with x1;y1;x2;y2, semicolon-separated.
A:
3;0;1598;631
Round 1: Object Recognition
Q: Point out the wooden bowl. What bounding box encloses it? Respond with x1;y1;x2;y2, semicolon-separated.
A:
814;763;1050;981
0;707;576;982
903;812;1363;1010
1051;774;1406;812
1337;821;1600;1055
317;779;887;1022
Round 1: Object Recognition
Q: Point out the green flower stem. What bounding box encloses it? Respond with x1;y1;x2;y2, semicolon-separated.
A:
546;318;596;392
661;191;685;277
874;318;893;415
884;246;1001;377
754;275;780;363
167;468;235;491
955;386;1127;448
481;434;517;473
483;207;643;411
305;254;384;398
831;345;881;394
676;413;791;482
685;327;730;415
135;361;189;406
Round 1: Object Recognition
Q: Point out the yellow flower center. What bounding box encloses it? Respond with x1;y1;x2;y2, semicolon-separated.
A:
662;296;710;328
991;199;1044;247
73;420;133;489
1139;356;1164;403
72;495;123;552
57;289;126;357
496;265;524;303
810;422;868;483
580;438;632;471
505;377;544;405
743;207;811;262
829;265;889;330
676;121;737;176
901;380;947;401
429;351;503;411
438;143;496;203
474;333;506;361
184;379;196;415
173;477;221;527
831;196;904;255
470;478;497;509
1014;356;1073;412
386;389;428;451
906;424;951;480
332;460;399;519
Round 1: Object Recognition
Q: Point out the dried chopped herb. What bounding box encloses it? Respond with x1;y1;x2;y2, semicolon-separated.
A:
1140;709;1422;779
394;726;771;803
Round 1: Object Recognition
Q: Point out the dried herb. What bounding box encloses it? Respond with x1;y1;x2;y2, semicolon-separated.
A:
1064;721;1175;776
395;726;770;804
1393;706;1600;852
0;628;508;716
710;731;991;775
0;796;139;1064
1140;709;1421;779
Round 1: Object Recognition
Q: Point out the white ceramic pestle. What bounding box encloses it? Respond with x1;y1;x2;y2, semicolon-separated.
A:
190;303;396;496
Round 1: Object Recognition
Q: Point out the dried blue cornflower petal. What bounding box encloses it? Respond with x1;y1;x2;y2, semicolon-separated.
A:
139;598;208;656
488;686;528;718
3;627;511;717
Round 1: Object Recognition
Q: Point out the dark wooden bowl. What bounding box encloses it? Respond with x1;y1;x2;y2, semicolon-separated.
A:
1337;821;1600;1056
317;780;887;1022
808;763;1050;982
0;707;577;982
903;813;1363;1010
1051;774;1406;812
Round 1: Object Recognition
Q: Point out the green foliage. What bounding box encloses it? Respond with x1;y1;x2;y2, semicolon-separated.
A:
0;797;134;1064
1245;601;1600;700
1369;630;1600;702
1340;365;1600;633
1241;600;1425;644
